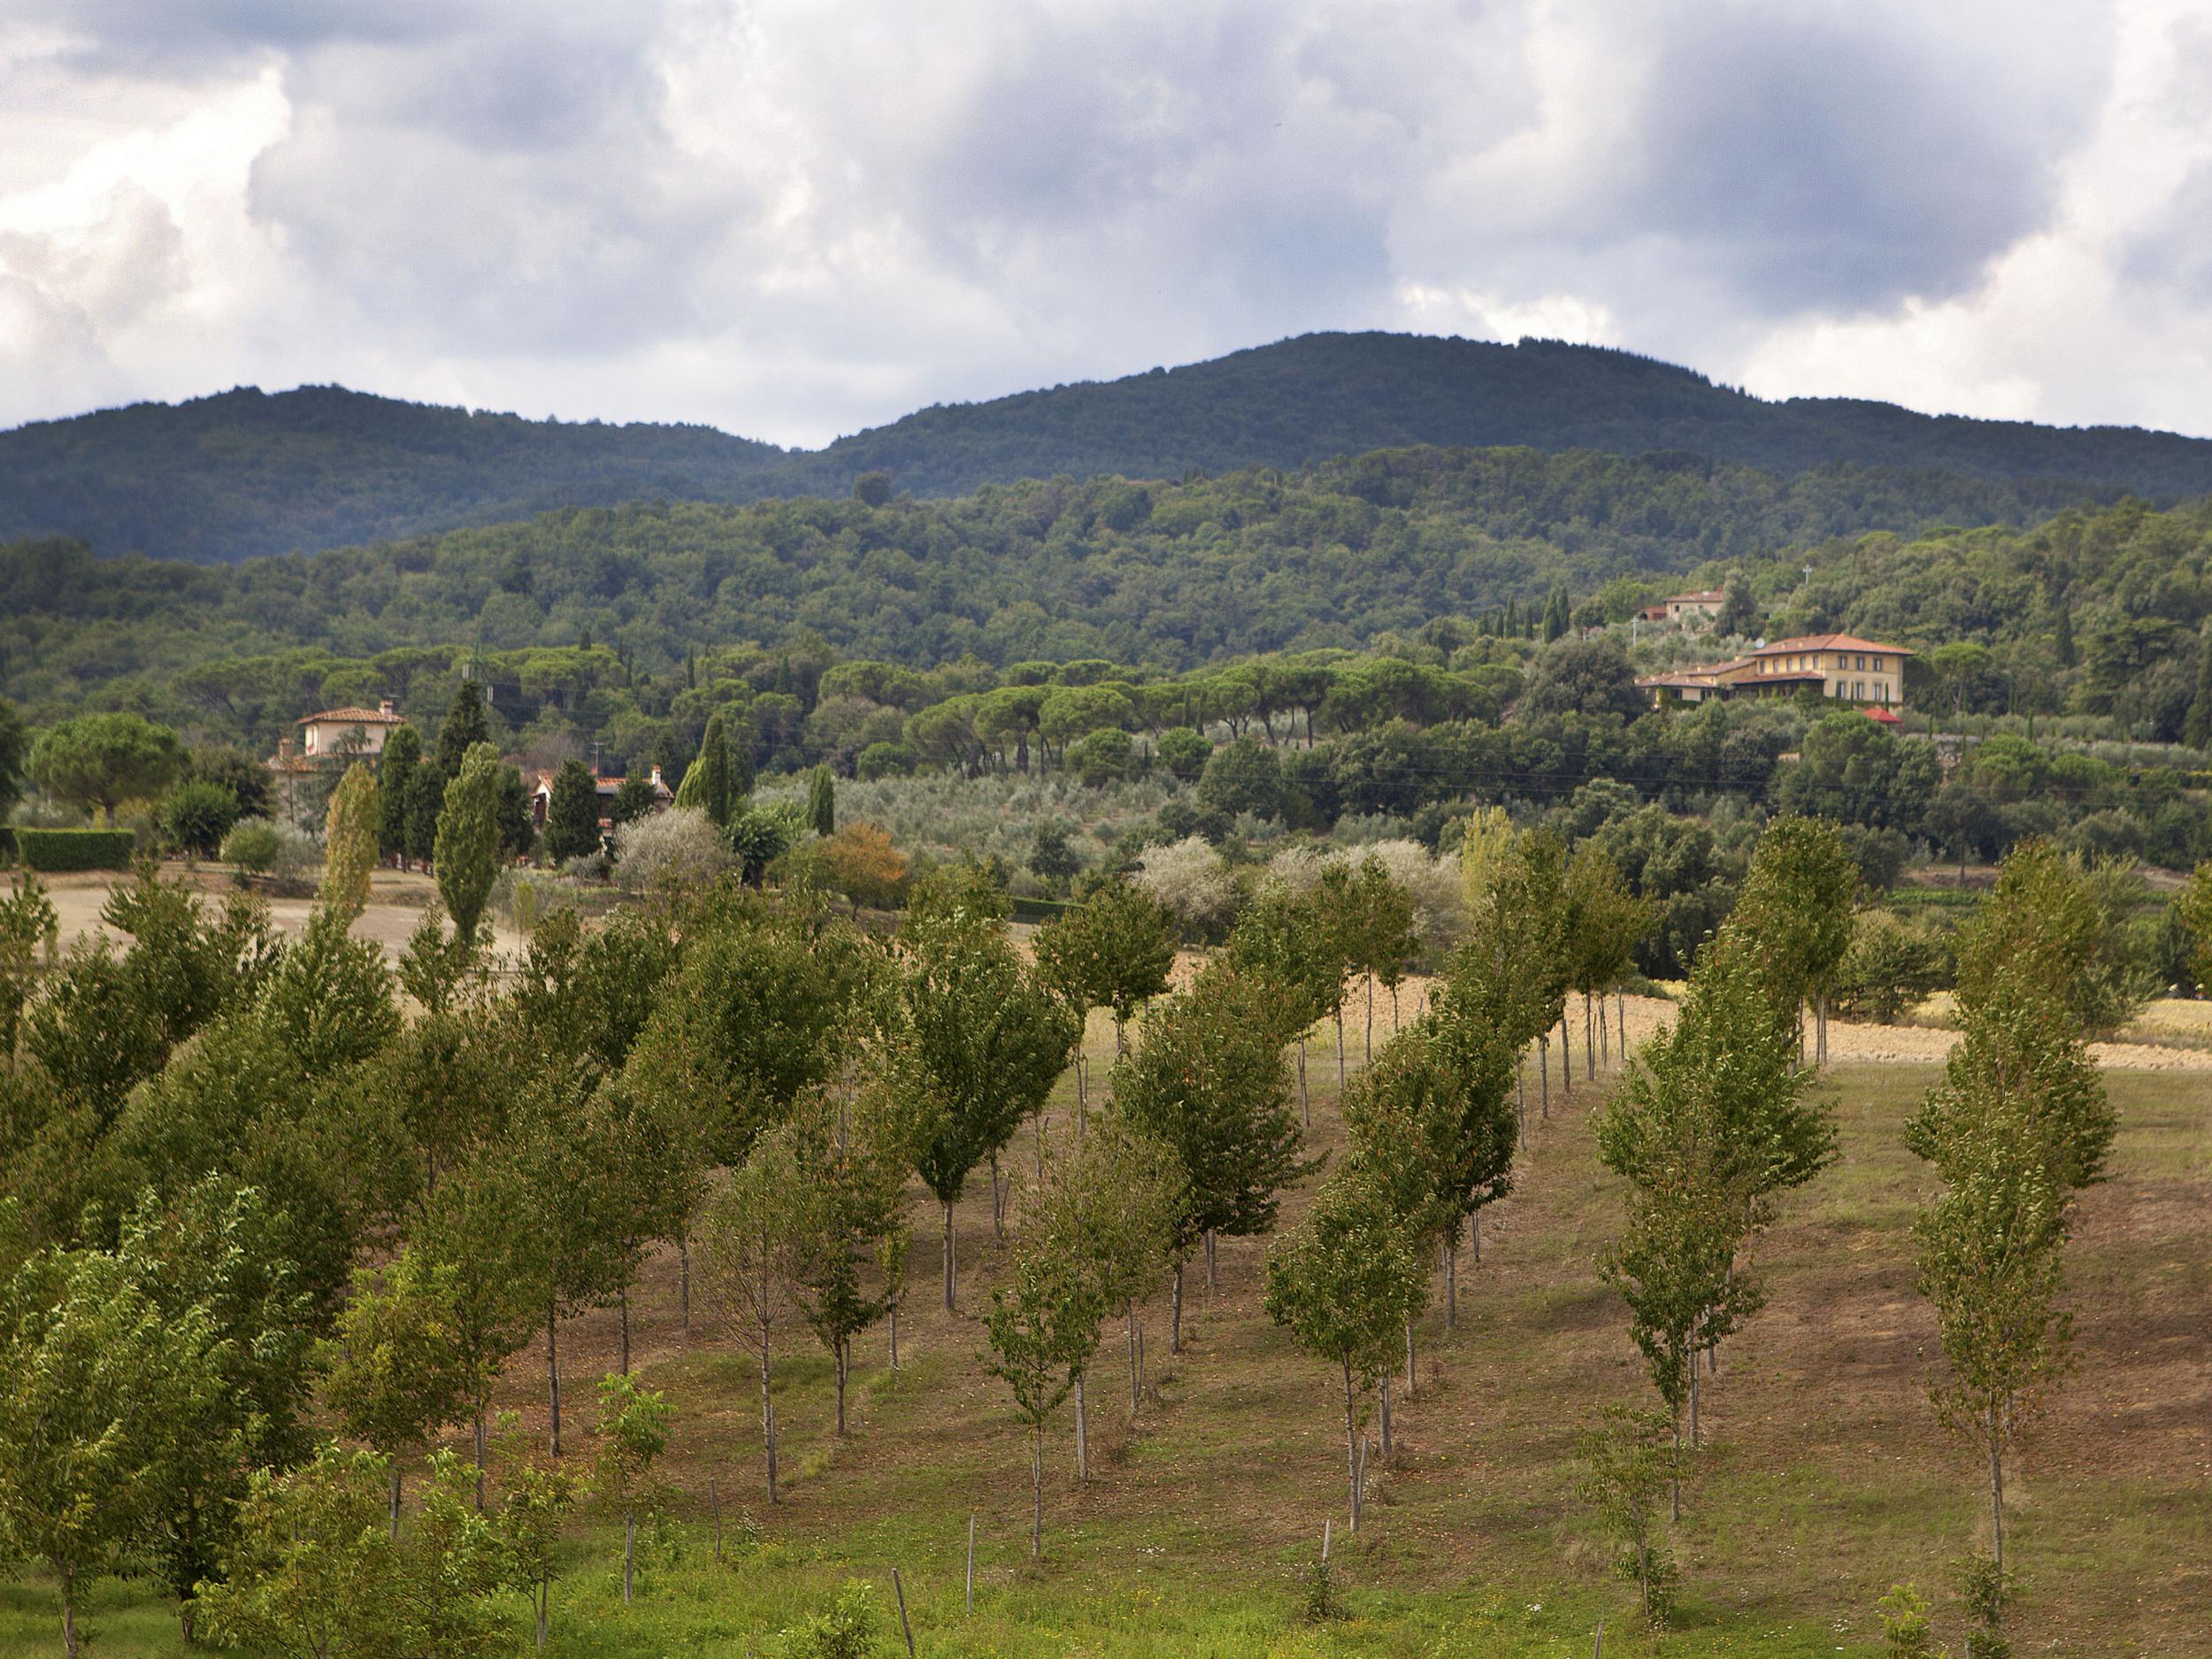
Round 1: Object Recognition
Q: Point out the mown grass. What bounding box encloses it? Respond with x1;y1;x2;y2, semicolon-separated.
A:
6;1035;2206;1656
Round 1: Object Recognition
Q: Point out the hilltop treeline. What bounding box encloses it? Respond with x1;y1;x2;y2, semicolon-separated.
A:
8;449;2210;736
12;334;2212;565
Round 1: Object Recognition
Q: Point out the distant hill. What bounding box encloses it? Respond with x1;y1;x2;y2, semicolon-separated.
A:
0;386;789;565
8;333;2212;563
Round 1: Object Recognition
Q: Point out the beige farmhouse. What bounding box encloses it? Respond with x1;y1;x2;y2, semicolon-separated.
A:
1637;634;1912;709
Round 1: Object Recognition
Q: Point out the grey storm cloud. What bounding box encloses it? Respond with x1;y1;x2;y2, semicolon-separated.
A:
1628;4;2114;313
0;0;2192;442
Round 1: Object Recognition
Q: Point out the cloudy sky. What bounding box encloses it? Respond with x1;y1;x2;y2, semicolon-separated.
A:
4;0;2209;446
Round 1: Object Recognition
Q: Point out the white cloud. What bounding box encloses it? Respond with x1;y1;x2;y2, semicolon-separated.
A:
0;0;2204;445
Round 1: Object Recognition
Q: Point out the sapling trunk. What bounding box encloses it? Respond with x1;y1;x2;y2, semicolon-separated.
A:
1031;1421;1045;1560
1075;1371;1088;1482
623;1514;636;1604
1171;1262;1185;1353
1364;975;1374;1061
1379;1372;1394;1461
1336;1009;1345;1086
390;1463;403;1540
990;1149;1005;1244
680;1233;691;1332
1298;1039;1310;1125
1444;1236;1457;1329
1126;1302;1141;1409
761;1341;780;1503
942;1199;957;1310
1204;1228;1217;1294
619;1287;631;1376
1560;1011;1571;1101
1405;1318;1416;1395
1341;1354;1360;1532
835;1338;849;1436
1989;1402;2005;1571
547;1304;562;1455
473;1404;488;1509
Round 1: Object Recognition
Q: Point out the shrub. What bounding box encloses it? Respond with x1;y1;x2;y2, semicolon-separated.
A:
1832;910;1952;1024
612;806;731;892
854;741;918;780
1133;834;1240;936
220;818;283;876
14;827;137;872
1156;726;1212;785
158;778;241;861
775;1579;882;1659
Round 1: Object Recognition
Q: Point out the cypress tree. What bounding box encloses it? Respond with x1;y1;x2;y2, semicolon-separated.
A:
404;761;447;868
436;682;489;773
376;726;420;866
807;765;836;838
698;713;733;827
543;759;603;864
2184;627;2212;751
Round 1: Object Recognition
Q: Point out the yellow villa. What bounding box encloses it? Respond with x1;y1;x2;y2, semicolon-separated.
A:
1637;634;1912;709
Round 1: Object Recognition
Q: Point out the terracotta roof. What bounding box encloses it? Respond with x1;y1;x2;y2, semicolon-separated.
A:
1863;706;1904;725
297;705;403;726
1748;634;1913;657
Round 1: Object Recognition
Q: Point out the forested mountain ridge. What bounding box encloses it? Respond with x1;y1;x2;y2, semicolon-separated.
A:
9;332;2212;564
0;384;789;565
5;450;2209;751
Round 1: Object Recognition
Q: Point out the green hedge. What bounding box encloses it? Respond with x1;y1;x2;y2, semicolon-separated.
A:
0;826;13;865
1010;895;1071;923
16;827;138;872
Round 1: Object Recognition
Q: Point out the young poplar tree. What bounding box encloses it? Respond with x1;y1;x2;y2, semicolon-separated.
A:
1028;1119;1183;1466
510;1070;638;1458
1955;837;2148;1040
1340;1022;1505;1416
892;896;1078;1308
1347;854;1417;1055
595;1373;674;1605
1263;1164;1427;1532
626;902;871;1170
1225;877;1340;1122
1033;879;1179;1107
433;742;504;948
1455;825;1569;1126
982;1245;1099;1560
1577;1405;1680;1627
326;1249;474;1536
1732;815;1858;1065
490;1411;577;1651
1596;925;1832;1477
1113;963;1310;1349
0;1244;225;1658
1563;844;1652;1072
117;1179;322;1640
781;1056;928;1435
700;1125;810;1502
320;762;380;925
1906;854;2112;1623
411;1152;546;1504
197;1446;507;1659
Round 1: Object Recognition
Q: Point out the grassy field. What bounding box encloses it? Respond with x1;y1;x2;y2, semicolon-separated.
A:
7;1021;2207;1657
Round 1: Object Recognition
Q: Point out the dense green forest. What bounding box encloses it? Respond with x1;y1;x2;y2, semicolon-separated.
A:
5;451;2210;747
10;333;2212;564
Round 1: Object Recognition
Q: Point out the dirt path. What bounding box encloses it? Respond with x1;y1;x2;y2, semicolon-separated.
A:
39;869;528;963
